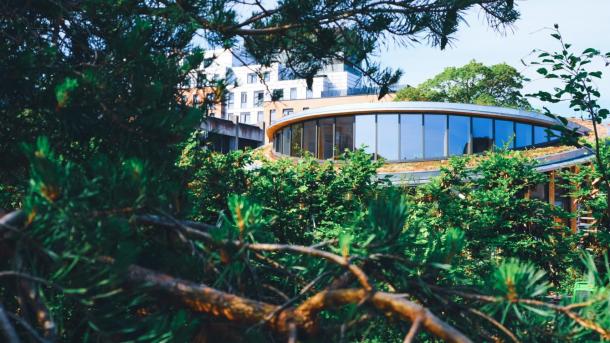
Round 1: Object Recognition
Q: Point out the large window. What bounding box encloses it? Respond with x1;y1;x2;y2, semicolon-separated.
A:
318;118;334;159
247;73;257;84
400;114;423;160
291;123;303;157
515;123;533;148
448;116;470;156
335;116;354;155
424;114;446;159
240;92;247;108
303;121;317;156
274;113;560;160
472;117;493;153
281;127;291;155
495;120;514;149
227;92;235;109
354;115;376;156
254;91;264;106
377;115;399;160
534;126;548;145
274;132;280;152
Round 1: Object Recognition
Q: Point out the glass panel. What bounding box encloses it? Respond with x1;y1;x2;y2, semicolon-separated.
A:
377;114;399;160
448;115;470;156
472;117;493;153
424;114;446;159
335;116;354;156
303;120;317;156
515;123;533;148
400;114;423;160
554;173;571;212
282;127;291;155
277;131;283;153
354;115;376;156
274;132;280;152
494;119;514;149
291;123;303;157
318;118;334;159
550;129;562;141
534;126;549;144
531;182;549;203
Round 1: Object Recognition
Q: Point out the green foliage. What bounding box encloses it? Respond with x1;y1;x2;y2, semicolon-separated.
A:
185;148;385;244
526;24;610;227
395;60;532;109
408;150;577;284
4;2;610;342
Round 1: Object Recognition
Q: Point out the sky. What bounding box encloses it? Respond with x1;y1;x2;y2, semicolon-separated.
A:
378;0;610;117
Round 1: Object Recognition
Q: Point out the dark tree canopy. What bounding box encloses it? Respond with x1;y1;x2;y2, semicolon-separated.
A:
394;60;532;109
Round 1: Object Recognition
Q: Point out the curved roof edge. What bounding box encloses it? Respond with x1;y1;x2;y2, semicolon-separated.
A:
267;101;585;139
379;147;595;185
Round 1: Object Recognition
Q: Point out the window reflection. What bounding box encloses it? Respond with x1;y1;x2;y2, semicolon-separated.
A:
400;114;423;160
424;114;446;159
550;129;562;142
274;113;560;160
377;114;399;160
472;118;493;153
495;120;514;149
534;126;548;145
335;116;354;156
515;123;532;148
303;120;317;156
318;118;334;159
448;116;470;156
291;123;303;157
354;115;376;156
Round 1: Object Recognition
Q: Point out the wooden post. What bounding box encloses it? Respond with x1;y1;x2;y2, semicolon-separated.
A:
549;171;555;206
570;166;580;233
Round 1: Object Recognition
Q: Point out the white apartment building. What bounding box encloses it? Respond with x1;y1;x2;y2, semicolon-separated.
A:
191;48;363;125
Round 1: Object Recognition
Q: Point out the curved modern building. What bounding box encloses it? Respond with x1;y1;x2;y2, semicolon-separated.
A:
265;101;601;232
268;102;578;161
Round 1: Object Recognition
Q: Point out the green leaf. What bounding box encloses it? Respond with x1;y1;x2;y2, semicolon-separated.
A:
55;77;79;107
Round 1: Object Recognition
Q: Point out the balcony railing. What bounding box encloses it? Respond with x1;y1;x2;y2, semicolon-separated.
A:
320;84;406;98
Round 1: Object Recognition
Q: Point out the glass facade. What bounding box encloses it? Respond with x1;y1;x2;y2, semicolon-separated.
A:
354;115;376;156
377;115;399;160
291;123;303;157
424;115;446;159
534;126;549;145
274;113;563;161
281;127;291;156
318;118;334;159
335;116;354;155
495;120;514;149
472;118;493;153
400;114;423;160
515;123;533;148
303;120;317;156
448;115;470;156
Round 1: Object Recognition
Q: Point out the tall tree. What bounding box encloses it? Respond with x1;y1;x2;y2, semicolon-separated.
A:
394;60;532;109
